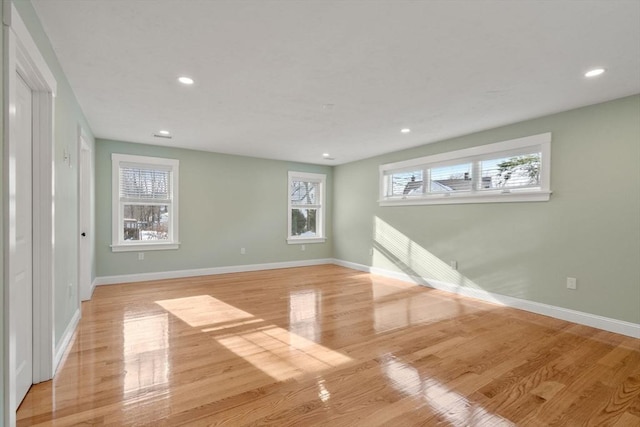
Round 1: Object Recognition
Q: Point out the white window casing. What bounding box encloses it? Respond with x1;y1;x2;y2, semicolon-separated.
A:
111;153;180;251
288;171;327;244
379;133;552;206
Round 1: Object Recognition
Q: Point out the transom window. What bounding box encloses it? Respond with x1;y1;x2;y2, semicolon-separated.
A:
380;133;551;206
112;153;180;251
288;171;326;244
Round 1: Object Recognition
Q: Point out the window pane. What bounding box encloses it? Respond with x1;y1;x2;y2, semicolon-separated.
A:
121;167;171;200
291;208;317;237
429;163;472;193
291;181;319;205
388;170;423;196
480;153;541;190
123;204;169;241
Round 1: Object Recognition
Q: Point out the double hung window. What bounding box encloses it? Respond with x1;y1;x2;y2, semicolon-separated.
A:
288;171;326;244
112;153;180;251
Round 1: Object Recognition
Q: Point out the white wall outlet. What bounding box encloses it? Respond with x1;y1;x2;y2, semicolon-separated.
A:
450;260;458;270
240;247;246;255
369;248;374;256
67;282;73;297
138;252;144;261
567;277;577;290
301;245;306;251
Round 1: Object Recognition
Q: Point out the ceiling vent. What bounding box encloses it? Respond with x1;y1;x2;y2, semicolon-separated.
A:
153;133;173;139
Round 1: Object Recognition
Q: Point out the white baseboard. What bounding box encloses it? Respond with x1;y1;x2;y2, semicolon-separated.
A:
94;258;334;286
53;307;81;374
332;259;640;339
92;257;639;338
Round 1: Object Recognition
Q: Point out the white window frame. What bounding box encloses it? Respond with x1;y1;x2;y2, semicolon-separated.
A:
111;153;180;252
379;133;552;206
287;171;327;244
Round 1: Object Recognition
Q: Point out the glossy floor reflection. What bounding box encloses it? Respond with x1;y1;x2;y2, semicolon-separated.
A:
17;265;640;426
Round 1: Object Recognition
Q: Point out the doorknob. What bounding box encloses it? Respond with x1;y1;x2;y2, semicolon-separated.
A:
81;232;86;237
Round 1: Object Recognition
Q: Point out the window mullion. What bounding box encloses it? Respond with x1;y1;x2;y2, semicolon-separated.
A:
471;160;481;193
421;168;427;195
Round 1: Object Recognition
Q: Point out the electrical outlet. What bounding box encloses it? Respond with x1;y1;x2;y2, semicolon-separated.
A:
138;252;144;261
240;247;246;255
369;248;374;256
67;282;73;297
567;277;577;290
450;260;458;270
301;245;306;251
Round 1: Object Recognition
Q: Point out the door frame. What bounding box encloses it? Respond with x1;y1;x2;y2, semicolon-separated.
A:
77;127;93;301
3;3;57;425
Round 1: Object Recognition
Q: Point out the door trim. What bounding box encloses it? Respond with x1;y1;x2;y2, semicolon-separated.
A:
3;4;57;425
77;127;93;301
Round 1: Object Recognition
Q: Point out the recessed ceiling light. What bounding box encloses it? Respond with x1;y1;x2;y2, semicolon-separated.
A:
401;128;411;134
158;130;170;135
585;68;605;78
178;76;194;85
322;153;331;157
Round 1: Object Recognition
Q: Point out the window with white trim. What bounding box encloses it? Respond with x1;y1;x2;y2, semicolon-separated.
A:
112;153;179;252
380;133;551;206
288;171;326;244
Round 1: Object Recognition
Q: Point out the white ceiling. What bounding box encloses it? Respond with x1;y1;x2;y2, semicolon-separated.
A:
32;0;640;165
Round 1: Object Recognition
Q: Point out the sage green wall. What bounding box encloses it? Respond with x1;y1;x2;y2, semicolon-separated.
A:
12;0;96;346
95;139;333;276
334;95;640;324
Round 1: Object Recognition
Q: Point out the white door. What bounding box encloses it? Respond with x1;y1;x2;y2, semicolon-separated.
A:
79;139;92;301
14;73;34;406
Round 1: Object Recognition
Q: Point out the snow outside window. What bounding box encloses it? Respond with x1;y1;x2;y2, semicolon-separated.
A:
111;153;180;252
379;133;551;206
288;171;326;244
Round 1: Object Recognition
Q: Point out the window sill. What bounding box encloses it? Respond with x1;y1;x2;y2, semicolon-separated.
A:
287;237;327;245
379;190;551;206
111;242;180;252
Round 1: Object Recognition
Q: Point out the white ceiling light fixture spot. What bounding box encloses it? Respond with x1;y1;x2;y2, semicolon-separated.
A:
178;76;194;85
585;68;605;78
158;130;170;135
401;128;411;134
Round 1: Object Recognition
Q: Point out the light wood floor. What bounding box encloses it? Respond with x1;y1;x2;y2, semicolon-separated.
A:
17;265;640;426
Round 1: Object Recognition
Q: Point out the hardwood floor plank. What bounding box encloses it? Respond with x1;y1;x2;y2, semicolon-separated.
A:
16;265;640;426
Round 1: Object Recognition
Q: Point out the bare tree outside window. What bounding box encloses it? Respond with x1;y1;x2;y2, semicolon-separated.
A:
494;154;541;188
290;180;317;237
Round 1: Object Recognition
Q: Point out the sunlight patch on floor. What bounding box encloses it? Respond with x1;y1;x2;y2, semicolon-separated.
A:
156;294;352;382
156;295;253;327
